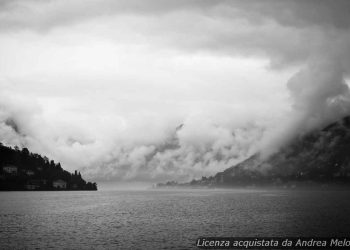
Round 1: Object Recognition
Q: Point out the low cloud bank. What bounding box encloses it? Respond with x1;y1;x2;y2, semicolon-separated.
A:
0;1;350;182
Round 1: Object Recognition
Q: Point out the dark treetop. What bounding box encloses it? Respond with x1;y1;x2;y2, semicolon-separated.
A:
0;143;97;191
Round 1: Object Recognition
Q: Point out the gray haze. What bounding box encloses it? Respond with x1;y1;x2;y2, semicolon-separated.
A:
0;0;350;183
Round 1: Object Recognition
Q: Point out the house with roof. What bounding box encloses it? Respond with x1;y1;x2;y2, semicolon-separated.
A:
26;170;35;176
2;165;18;175
52;179;67;189
25;180;42;190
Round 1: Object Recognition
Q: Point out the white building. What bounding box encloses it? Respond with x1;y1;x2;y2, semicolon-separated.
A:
2;165;18;174
52;179;67;189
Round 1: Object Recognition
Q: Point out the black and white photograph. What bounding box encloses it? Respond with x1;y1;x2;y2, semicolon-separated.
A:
1;0;350;249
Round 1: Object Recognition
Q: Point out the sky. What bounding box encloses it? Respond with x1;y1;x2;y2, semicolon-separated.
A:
0;0;350;184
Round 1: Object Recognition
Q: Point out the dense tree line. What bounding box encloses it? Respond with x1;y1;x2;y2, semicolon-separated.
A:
0;143;97;191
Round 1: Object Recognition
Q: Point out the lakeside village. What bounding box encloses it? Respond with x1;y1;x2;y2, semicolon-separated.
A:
0;144;97;191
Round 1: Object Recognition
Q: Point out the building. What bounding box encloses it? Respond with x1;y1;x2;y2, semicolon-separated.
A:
25;180;41;190
52;179;67;189
25;184;37;190
2;165;18;175
26;170;35;176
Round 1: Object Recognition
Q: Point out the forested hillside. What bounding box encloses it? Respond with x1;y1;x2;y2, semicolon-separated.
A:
0;143;97;191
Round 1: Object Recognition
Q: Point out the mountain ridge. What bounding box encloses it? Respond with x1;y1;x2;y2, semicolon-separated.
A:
157;115;350;188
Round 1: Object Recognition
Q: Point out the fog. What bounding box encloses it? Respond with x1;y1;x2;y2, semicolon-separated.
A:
0;0;349;183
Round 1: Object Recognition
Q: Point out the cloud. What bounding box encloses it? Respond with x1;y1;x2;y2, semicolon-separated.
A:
0;1;350;183
288;59;350;124
82;114;267;182
1;1;349;66
2;1;350;30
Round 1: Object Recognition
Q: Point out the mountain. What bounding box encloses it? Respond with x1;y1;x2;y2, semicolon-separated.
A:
0;143;97;191
157;116;350;188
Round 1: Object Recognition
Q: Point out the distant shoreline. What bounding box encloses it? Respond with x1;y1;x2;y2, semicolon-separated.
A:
153;182;350;191
0;189;98;192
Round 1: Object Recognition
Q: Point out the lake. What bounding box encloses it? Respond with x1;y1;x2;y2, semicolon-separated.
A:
0;189;350;249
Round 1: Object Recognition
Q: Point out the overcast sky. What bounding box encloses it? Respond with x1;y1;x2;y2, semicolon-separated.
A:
1;0;350;184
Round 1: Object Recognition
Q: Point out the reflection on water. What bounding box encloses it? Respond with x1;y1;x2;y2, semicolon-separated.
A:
0;189;350;249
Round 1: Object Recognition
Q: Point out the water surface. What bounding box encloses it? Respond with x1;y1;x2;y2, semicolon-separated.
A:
0;189;350;249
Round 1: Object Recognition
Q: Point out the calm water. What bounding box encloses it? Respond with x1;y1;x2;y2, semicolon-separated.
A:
0;189;350;249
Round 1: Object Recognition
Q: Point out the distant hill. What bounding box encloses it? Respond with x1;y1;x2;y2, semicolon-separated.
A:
0;143;97;191
157;116;350;188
